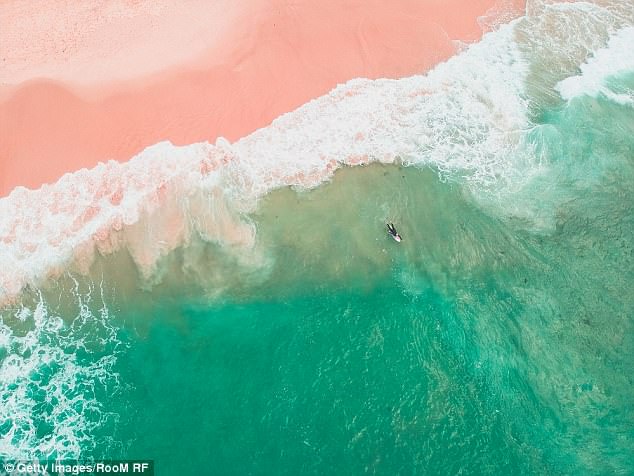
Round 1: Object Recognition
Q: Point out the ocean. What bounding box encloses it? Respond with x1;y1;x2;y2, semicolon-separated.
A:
1;1;633;474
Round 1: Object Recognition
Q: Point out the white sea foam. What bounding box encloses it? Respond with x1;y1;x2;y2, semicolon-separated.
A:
0;285;123;459
555;26;634;105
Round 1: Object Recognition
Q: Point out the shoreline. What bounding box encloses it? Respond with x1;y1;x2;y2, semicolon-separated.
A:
0;0;525;196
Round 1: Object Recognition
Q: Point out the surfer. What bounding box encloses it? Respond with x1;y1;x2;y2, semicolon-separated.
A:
387;223;402;242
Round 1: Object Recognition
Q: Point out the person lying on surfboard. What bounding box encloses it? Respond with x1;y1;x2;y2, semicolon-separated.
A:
387;223;402;242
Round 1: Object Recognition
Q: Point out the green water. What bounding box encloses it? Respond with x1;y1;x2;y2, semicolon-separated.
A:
3;72;634;475
80;85;634;475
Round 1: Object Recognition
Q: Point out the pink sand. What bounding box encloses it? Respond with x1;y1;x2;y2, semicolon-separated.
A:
0;0;525;196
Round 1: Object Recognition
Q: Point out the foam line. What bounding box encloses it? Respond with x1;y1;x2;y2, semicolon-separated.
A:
556;27;634;105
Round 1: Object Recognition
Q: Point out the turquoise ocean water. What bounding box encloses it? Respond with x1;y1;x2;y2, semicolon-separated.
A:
1;2;634;475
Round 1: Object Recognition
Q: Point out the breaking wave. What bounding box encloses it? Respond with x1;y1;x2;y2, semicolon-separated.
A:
0;282;124;459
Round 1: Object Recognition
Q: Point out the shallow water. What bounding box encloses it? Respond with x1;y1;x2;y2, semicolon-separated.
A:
13;111;633;472
113;120;632;474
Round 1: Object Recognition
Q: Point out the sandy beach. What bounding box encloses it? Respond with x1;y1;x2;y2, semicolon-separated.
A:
0;0;524;196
